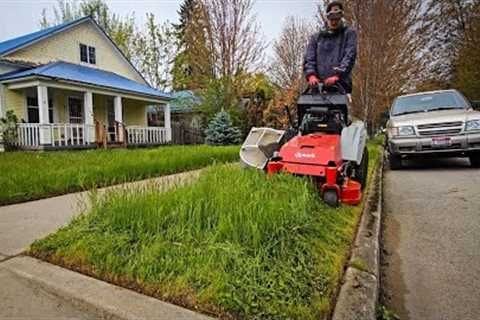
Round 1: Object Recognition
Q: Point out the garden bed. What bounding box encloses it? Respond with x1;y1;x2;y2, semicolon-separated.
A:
30;139;383;319
0;145;239;205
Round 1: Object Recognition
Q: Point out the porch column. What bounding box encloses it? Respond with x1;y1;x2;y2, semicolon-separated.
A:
164;104;171;142
114;96;124;142
84;91;95;143
0;84;4;152
0;84;5;119
37;85;51;145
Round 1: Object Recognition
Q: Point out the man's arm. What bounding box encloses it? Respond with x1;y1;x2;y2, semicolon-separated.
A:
335;29;357;77
304;33;319;79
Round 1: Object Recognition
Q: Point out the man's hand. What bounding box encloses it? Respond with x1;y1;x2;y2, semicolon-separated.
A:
325;75;340;86
307;75;321;86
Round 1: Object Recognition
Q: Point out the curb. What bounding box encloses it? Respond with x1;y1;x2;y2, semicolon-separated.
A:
332;151;385;320
0;256;213;320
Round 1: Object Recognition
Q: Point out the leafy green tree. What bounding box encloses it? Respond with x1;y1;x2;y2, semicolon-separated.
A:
204;111;241;146
134;14;177;90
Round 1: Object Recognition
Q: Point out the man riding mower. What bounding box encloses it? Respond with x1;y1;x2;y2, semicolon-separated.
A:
239;1;368;207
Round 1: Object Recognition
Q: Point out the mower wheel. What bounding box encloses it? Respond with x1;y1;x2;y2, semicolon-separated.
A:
323;189;339;207
388;152;402;170
469;153;480;168
353;147;369;190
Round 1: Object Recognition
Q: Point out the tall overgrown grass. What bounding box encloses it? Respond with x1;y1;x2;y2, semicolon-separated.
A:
30;140;382;319
0;145;239;205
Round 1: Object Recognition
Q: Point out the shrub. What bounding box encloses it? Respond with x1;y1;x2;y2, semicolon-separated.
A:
0;110;18;151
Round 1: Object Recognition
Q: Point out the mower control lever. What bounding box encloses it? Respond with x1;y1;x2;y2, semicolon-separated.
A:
284;105;297;129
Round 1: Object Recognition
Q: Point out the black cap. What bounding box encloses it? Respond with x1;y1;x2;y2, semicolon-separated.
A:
326;1;344;13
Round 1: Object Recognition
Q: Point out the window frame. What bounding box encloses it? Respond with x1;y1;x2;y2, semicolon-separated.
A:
79;43;97;65
26;96;54;123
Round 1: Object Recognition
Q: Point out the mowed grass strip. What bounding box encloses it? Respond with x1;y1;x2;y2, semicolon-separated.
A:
30;139;382;319
0;145;239;205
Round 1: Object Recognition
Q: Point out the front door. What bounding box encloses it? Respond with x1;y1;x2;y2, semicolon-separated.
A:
107;98;117;142
68;97;84;143
68;97;83;124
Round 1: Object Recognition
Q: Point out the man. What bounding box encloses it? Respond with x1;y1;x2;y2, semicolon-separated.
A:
304;1;357;93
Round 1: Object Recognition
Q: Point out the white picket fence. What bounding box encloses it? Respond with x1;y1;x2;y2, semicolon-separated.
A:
126;126;170;145
16;123;94;148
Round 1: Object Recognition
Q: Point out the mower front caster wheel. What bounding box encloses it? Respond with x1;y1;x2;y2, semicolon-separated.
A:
323;189;339;207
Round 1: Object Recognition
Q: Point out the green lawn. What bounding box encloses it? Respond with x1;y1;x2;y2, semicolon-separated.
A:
30;139;383;319
0;145;239;205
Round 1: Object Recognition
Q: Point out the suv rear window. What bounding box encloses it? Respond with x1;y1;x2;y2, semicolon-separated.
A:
392;92;468;116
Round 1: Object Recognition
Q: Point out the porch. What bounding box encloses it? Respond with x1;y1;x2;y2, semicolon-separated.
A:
6;84;171;150
0;61;172;150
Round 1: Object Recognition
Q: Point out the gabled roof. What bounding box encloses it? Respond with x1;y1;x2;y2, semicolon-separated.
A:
0;17;91;56
0;16;149;87
0;61;172;100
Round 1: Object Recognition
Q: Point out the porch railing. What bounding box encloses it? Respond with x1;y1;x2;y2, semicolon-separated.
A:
16;123;94;148
126;126;170;145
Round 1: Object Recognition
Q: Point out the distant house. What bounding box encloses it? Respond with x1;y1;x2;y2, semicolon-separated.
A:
168;91;205;145
169;90;203;128
0;16;172;150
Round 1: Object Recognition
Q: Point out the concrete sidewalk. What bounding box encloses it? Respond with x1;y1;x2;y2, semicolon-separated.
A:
0;170;206;320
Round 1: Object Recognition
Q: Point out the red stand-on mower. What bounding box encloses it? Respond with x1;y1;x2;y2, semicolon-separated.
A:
240;84;368;207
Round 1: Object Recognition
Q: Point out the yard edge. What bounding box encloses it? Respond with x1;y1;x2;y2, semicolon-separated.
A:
331;148;385;320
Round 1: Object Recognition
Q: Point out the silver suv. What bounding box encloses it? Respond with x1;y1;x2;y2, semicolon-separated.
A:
386;89;480;169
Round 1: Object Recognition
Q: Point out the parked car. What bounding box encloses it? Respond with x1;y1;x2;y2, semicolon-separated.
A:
386;89;480;169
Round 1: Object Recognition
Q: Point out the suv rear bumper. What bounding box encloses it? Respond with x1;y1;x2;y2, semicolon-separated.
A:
389;132;480;155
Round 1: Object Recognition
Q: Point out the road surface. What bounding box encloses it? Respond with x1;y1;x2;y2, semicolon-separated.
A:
382;157;480;320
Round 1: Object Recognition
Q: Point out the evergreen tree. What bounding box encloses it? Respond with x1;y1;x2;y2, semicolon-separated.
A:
173;0;197;40
171;0;198;90
205;111;242;146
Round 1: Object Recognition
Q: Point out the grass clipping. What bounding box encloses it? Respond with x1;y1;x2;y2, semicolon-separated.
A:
30;142;382;319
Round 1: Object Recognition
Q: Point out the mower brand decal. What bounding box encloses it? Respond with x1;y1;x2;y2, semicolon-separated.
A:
294;152;316;159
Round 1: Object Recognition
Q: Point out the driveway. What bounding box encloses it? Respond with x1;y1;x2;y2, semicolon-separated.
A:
382;157;480;320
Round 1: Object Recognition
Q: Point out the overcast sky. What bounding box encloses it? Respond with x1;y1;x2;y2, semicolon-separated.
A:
0;0;320;55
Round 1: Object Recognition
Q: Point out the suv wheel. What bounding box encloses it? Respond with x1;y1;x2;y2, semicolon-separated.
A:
470;153;480;168
389;152;402;170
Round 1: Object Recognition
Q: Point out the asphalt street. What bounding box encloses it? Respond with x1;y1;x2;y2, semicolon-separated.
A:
382;157;480;320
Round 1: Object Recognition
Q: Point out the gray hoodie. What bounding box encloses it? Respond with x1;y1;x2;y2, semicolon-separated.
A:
304;25;357;93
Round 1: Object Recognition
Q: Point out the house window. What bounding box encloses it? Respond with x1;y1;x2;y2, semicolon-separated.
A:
88;46;96;64
147;105;165;127
80;43;96;64
27;96;53;123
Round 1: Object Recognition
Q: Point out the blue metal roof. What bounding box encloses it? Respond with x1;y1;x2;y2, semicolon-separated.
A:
169;90;203;113
0;61;171;100
0;17;90;56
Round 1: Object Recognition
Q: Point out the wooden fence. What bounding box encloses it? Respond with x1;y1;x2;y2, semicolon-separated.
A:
172;122;204;145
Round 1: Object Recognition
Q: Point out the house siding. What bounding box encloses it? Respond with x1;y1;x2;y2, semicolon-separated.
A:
93;94;107;125
3;22;146;85
124;98;147;126
4;88;25;120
